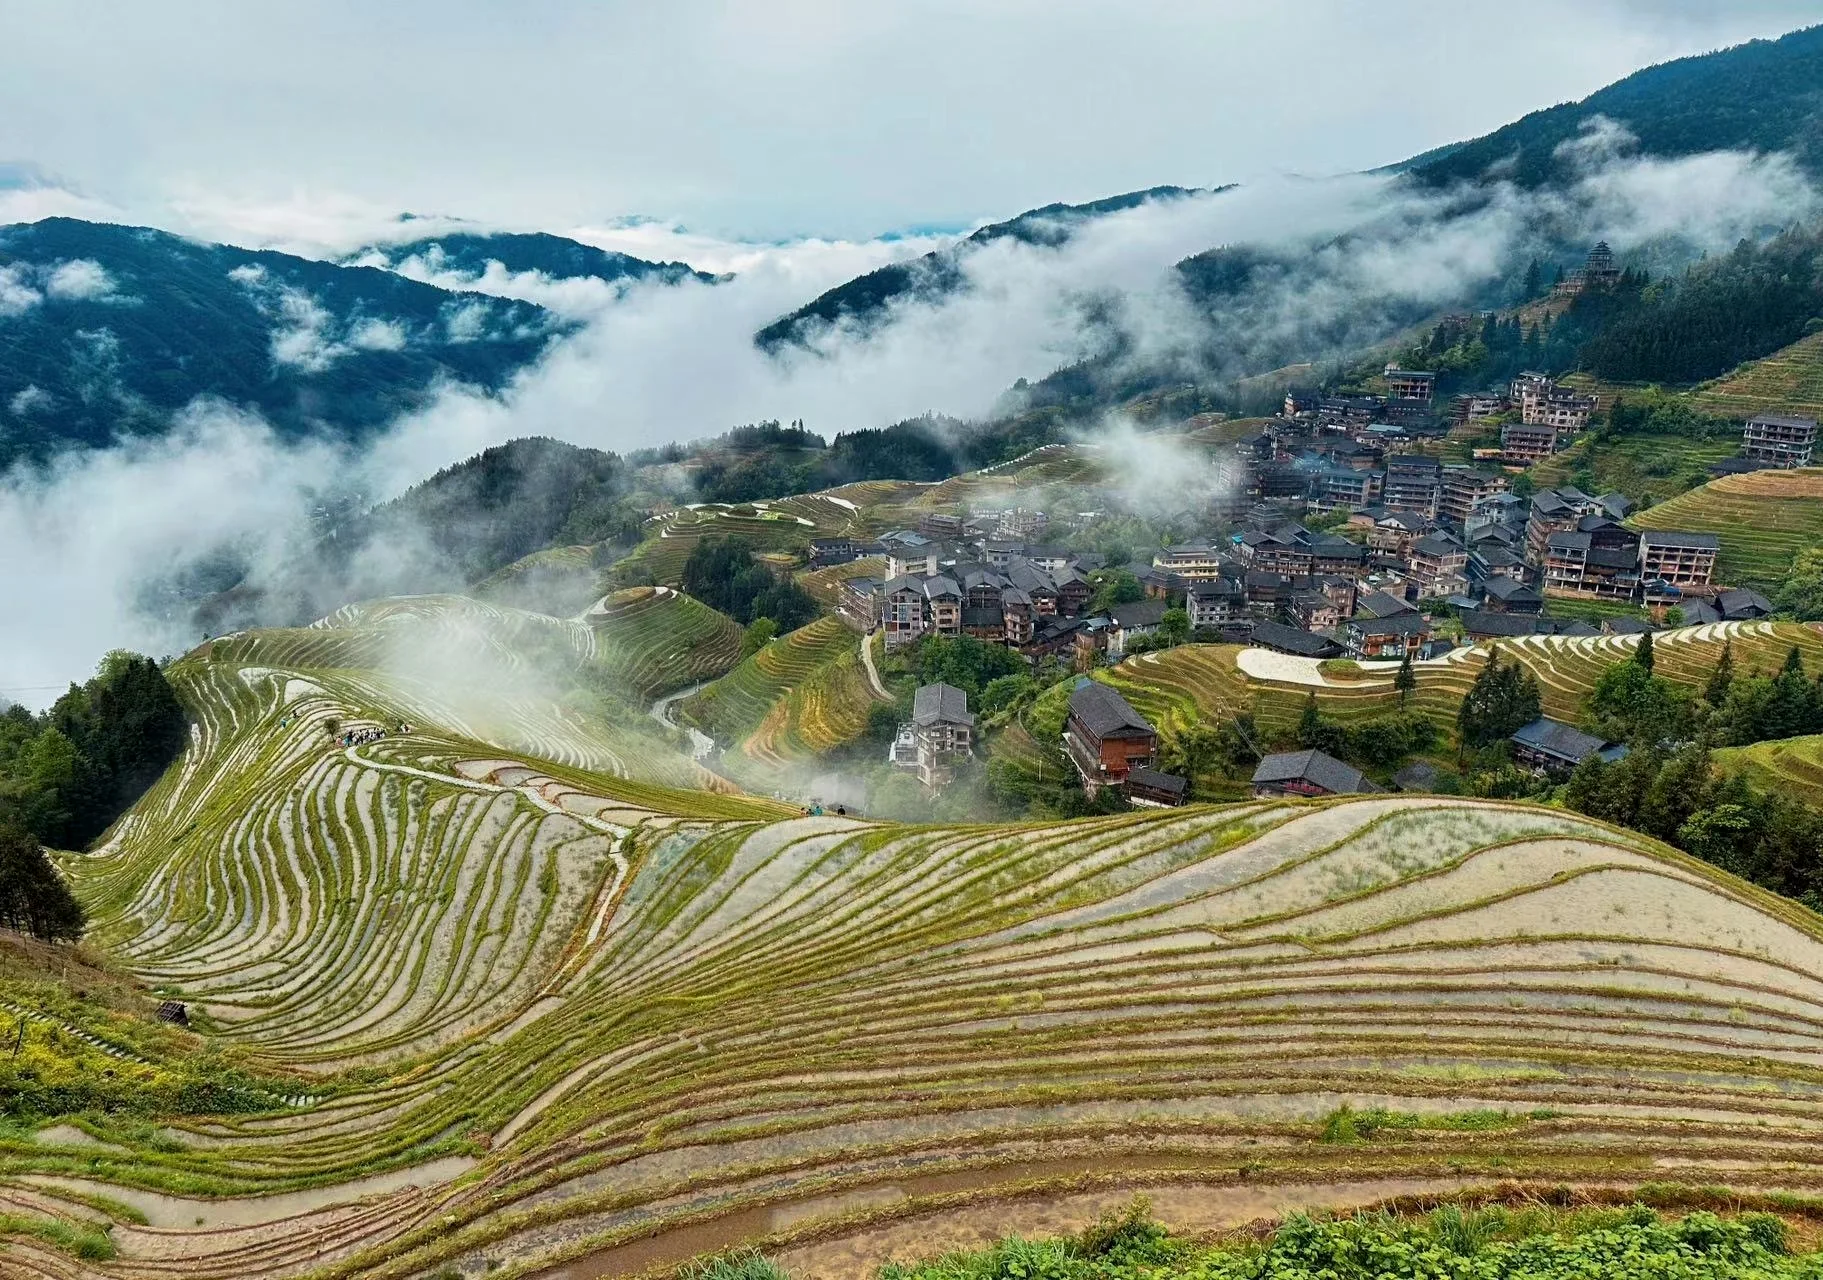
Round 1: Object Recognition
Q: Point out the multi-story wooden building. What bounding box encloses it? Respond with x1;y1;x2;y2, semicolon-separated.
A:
1637;530;1720;590
1384;366;1437;403
1500;422;1560;464
1742;413;1818;468
1063;682;1158;796
902;682;975;790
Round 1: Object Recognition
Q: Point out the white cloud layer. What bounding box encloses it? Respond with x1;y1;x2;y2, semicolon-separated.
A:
44;258;119;300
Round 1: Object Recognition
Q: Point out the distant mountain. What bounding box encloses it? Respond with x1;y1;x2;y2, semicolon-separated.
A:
187;436;639;634
1403;23;1823;188
0;218;564;465
354;230;722;289
754;185;1216;350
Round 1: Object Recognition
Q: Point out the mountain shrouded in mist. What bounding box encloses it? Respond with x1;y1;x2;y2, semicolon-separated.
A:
0;218;567;466
757;25;1823;369
1404;23;1823;189
350;230;723;289
753;184;1218;351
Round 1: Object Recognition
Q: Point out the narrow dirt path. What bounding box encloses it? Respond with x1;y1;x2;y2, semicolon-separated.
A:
859;628;889;699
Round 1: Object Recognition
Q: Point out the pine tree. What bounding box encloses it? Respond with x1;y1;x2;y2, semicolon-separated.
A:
1635;631;1655;674
0;821;85;942
1394;651;1417;705
1704;640;1734;705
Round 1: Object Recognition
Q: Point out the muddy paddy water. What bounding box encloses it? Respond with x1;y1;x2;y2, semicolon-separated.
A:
534;1168;1474;1279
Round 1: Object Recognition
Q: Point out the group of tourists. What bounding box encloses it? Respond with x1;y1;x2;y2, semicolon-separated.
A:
334;721;412;749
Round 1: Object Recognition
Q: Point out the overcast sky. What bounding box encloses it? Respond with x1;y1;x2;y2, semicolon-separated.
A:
4;0;1822;244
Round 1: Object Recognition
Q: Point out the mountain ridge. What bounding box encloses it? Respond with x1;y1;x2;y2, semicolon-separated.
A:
351;228;723;288
0;217;564;464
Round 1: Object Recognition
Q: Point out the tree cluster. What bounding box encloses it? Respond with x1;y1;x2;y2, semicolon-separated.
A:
1296;695;1439;771
692;416;966;504
1;652;188;851
1590;639;1823;752
906;635;1026;701
0;823;83;942
0;652;182;943
680;539;818;633
1455;650;1543;750
1580;224;1823;384
1568;745;1823;908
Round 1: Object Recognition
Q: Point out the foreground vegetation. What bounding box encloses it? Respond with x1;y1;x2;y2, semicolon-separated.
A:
870;1203;1811;1280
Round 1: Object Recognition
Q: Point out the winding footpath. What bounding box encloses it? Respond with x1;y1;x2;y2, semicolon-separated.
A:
859;627;889;698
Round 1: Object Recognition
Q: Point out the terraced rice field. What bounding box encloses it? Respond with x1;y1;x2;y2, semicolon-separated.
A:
582;587;743;700
21;692;1823;1280
1527;431;1738;507
1690;330;1823;421
468;545;601;613
615;507;822;586
1715;733;1823;809
672;616;885;776
1099;621;1823;743
1628;470;1823;589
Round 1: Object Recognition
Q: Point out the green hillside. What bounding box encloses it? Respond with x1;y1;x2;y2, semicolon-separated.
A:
674;614;883;771
1097;620;1823;745
1406;24;1823;188
1715;732;1823;810
0;218;561;466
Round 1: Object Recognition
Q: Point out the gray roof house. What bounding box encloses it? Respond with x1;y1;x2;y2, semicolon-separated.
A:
1252;749;1383;798
1510;717;1627;774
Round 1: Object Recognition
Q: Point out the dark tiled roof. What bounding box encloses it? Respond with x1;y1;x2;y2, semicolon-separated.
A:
1463;610;1548;638
1251;620;1342;656
1126;766;1189;798
1412;534;1463;557
1111;599;1169;629
1639;530;1720;550
913;683;974;727
1482;576;1540;602
1069;681;1155;739
1512;717;1613;764
1718;588;1774;618
1357;588;1416;617
1348;612;1431;637
1588;547;1640;570
1747;413;1820;429
1252;749;1381;794
1392;761;1441;791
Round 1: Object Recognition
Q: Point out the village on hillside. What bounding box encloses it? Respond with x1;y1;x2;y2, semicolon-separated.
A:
806;251;1817;809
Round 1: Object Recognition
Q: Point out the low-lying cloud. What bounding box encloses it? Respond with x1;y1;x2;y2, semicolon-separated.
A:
2;134;1816;705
